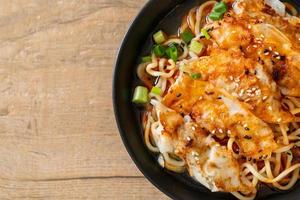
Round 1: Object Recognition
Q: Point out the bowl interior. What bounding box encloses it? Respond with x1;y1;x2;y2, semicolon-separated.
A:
113;1;300;199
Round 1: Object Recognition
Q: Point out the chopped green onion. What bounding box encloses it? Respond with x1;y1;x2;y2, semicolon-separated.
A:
213;1;227;14
153;30;167;44
166;43;178;62
181;29;194;43
132;86;148;104
151;86;162;96
190;73;201;80
201;28;211;39
190;40;204;55
209;11;224;21
209;1;227;21
142;56;151;63
153;45;166;57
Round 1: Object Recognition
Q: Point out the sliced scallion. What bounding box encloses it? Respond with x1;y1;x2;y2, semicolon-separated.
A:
153;30;167;44
190;40;204;55
209;11;223;21
213;1;227;14
142;56;151;63
166;43;178;62
153;45;166;57
190;73;201;80
201;28;211;40
151;86;162;96
181;29;194;43
209;1;228;21
132;86;148;104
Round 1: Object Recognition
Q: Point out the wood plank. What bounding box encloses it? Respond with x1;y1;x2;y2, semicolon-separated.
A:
0;178;169;200
0;0;146;179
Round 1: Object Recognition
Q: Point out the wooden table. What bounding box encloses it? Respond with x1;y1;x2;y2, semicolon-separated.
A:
0;0;168;199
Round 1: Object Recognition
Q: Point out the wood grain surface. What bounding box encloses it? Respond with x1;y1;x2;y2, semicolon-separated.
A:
0;0;169;199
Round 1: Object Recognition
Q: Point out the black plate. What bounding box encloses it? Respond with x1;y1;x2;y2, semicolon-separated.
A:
113;1;300;199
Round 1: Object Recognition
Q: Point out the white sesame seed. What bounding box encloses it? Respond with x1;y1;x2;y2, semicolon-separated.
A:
245;98;251;102
186;136;192;141
191;126;196;131
227;130;232;134
277;118;282;123
199;96;203;100
276;56;281;60
269;47;273;51
247;89;252;93
274;51;280;55
212;130;216;134
243;124;248;128
260;34;265;38
251;93;255;97
252;87;256;91
219;128;223;133
262;96;268;101
264;52;270;55
268;106;272;111
253;45;258;48
239;89;245;97
229;76;234;81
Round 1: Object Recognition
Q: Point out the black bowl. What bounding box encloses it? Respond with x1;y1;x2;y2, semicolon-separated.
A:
113;1;300;199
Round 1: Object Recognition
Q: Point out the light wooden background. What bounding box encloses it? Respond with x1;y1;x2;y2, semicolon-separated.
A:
0;0;169;199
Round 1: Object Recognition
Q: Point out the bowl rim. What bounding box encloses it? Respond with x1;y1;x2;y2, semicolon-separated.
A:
112;1;300;199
